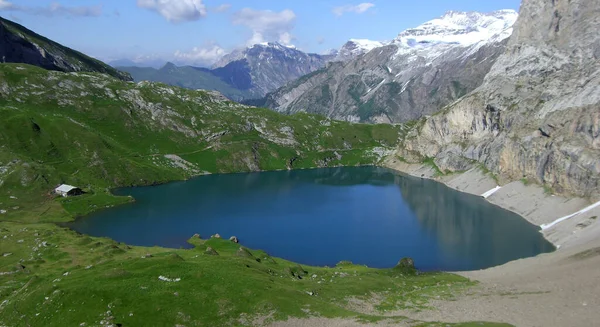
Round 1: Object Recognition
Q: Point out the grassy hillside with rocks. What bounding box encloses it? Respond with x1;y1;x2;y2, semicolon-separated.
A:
0;63;399;222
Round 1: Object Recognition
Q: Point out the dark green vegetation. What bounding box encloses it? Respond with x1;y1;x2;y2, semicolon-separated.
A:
0;63;514;326
0;16;131;81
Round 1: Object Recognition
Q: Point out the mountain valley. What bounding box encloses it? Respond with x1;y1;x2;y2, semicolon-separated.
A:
1;0;600;326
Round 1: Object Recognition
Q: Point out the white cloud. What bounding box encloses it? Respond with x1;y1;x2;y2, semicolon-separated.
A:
279;32;294;45
137;0;206;23
0;0;14;10
0;1;102;17
232;8;296;46
212;4;231;13
332;3;375;16
174;44;226;66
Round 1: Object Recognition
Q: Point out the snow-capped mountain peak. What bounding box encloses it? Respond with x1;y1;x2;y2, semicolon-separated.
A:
334;10;517;62
252;42;298;51
393;9;518;48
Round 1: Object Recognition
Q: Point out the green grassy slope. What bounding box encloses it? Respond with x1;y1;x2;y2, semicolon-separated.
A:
0;223;489;327
0;63;512;326
0;16;131;81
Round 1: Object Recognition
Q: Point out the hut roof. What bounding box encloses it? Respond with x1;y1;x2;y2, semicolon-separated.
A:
55;184;79;193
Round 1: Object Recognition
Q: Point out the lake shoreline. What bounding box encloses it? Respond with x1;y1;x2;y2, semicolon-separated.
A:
43;162;600;327
377;157;600;327
381;158;598;249
66;165;548;271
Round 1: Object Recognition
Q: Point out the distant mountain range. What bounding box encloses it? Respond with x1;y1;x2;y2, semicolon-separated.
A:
261;10;519;123
117;43;335;101
113;10;518;114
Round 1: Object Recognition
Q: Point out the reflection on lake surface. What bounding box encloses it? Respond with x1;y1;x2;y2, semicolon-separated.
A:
67;167;554;270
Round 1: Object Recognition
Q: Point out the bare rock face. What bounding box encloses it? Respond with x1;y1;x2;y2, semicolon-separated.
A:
0;16;132;81
399;0;600;198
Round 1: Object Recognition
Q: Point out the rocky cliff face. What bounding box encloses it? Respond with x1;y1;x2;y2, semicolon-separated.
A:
397;0;600;198
264;10;517;124
0;16;132;81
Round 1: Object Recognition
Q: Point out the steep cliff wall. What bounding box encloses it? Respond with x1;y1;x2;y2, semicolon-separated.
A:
398;0;600;198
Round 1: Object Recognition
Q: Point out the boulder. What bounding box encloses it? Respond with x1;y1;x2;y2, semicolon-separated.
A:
211;233;221;239
229;236;239;243
236;247;254;259
204;247;219;256
394;257;417;274
192;233;201;239
285;264;308;279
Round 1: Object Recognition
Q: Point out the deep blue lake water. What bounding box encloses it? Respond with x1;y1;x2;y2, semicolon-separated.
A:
66;167;554;271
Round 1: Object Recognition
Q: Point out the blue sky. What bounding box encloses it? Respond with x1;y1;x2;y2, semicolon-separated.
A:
0;0;521;66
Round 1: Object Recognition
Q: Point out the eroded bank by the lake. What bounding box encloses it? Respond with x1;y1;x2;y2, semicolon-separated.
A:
382;157;600;249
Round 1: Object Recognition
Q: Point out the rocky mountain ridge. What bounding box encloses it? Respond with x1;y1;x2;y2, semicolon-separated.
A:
0;16;132;81
262;10;518;123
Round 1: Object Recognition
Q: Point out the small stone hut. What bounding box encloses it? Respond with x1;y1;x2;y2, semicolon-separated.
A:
54;184;84;197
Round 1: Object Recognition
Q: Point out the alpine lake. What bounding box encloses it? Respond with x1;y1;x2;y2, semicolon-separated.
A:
66;167;554;271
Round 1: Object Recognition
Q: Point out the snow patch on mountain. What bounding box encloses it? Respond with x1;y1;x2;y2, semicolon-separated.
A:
333;10;517;63
392;10;518;57
336;39;389;61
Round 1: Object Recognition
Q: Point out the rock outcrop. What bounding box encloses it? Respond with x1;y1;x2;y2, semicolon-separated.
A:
396;0;600;199
0;16;132;81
